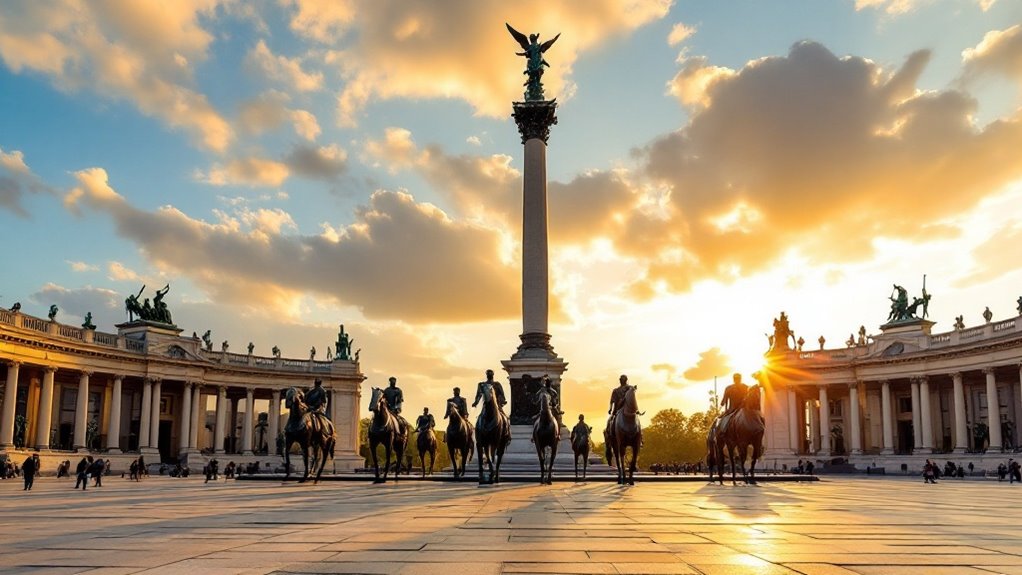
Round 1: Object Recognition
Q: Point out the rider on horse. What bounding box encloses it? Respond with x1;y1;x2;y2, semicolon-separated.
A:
446;387;469;420
416;407;436;433
571;414;591;443
717;373;749;433
535;376;564;427
472;369;507;414
304;379;330;435
383;377;410;434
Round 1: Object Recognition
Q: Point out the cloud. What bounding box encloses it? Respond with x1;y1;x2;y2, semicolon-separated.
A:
0;146;52;217
667;22;695;47
107;261;144;282
667;55;735;108
854;0;996;15
29;283;121;325
284;143;348;181
955;222;1022;287
237;91;321;141
65;167;520;322
245;39;323;92
0;1;233;151
961;25;1022;85
366;128;637;246
466;135;482;146
197;157;290;187
309;0;671;125
681;347;731;382
66;260;99;273
629;41;1022;295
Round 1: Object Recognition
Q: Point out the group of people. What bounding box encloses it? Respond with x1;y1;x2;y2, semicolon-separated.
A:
997;459;1022;483
73;456;110;490
650;461;704;475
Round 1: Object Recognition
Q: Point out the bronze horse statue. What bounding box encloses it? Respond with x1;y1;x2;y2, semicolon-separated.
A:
532;388;560;485
607;385;642;485
445;402;474;478
283;387;336;483
475;381;511;484
571;421;592;480
416;423;438;477
714;385;765;485
367;387;408;484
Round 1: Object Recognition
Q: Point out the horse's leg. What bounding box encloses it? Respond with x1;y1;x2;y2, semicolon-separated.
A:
283;437;291;480
371;438;381;483
535;441;545;484
383;440;393;482
299;443;310;483
629;443;638;485
477;441;485;483
549;440;558;485
738;443;749;482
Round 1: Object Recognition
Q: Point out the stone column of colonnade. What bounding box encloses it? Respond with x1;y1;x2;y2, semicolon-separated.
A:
189;384;202;450
268;389;280;455
1019;364;1022;448
910;379;922;454
918;377;933;452
179;383;193;452
787;389;799;453
849;383;862;454
985;368;1002;451
139;378;152;449
35;367;56;449
880;380;894;454
818;386;831;457
0;361;20;446
73;371;91;451
214;386;227;454
242;388;255;454
952;372;968;452
106;375;123;452
149;378;162;450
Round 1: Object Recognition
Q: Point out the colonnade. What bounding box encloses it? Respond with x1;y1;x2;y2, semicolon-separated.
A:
784;364;1022;456
0;360;352;459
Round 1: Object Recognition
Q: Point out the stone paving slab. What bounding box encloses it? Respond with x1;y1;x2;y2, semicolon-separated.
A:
2;475;1022;574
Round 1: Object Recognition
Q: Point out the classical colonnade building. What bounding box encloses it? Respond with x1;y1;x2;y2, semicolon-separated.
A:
759;307;1022;471
0;308;363;472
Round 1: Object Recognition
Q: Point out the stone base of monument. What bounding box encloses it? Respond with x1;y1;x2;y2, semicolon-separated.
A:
494;425;614;473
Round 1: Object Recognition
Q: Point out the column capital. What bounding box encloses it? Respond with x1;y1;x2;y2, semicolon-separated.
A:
6;360;22;368
911;375;927;384
80;370;93;377
112;373;126;381
245;387;255;397
983;366;997;376
146;376;162;383
950;371;963;380
879;379;890;386
43;366;58;374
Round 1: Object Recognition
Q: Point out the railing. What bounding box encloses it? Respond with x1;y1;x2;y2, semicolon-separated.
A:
58;325;84;340
0;309;12;324
960;327;985;340
125;339;146;353
281;359;307;369
94;332;118;346
930;333;951;346
22;316;48;332
993;319;1016;333
225;352;250;365
254;357;277;367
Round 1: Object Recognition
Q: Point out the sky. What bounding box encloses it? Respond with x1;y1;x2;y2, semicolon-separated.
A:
2;0;1022;427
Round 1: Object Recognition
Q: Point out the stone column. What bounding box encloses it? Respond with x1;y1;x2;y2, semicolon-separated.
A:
919;377;933;451
35;367;56;449
242;388;254;454
268;389;280;455
910;379;922;454
0;361;20;447
952;372;968;453
139;378;153;449
818;386;831;456
214;386;227;454
73;371;91;451
985;367;1002;452
787;388;800;453
149;378;162;450
849;383;862;455
880;380;894;454
189;384;201;449
106;375;123;452
510;99;559;360
1018;364;1022;449
808;401;819;453
179;382;192;452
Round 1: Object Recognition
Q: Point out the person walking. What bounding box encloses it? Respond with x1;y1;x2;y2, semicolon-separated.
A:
89;457;105;487
22;454;38;491
74;457;91;490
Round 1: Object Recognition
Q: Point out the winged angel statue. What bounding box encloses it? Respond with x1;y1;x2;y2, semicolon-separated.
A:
506;23;560;101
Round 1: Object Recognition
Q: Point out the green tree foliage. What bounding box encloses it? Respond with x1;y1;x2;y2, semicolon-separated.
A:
358;417;452;472
599;406;718;470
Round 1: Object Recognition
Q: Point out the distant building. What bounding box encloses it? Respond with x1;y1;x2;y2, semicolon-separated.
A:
0;308;363;473
759;304;1022;471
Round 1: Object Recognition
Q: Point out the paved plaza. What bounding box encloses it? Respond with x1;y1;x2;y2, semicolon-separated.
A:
2;475;1021;575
